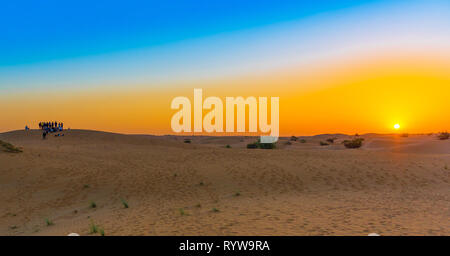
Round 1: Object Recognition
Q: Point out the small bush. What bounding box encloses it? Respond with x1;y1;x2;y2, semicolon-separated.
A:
234;191;241;197
290;136;298;141
320;141;329;146
400;133;409;138
247;143;258;149
212;208;220;213
247;139;276;149
259;142;276;149
343;138;364;149
90;201;97;209
438;132;449;140
183;139;191;144
326;138;336;144
257;139;276;149
299;139;306;143
179;208;187;216
0;140;22;153
225;144;231;148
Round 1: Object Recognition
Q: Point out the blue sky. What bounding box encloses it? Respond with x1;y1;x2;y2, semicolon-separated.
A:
0;0;449;93
1;0;378;66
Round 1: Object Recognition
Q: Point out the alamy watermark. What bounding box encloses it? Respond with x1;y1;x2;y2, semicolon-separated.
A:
170;89;279;143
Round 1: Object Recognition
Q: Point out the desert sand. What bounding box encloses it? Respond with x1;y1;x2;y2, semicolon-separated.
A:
0;130;449;236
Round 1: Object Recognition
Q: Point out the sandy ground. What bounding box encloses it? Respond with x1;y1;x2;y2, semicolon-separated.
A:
0;130;449;236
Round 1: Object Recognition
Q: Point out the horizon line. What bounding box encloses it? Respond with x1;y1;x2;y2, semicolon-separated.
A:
1;128;445;138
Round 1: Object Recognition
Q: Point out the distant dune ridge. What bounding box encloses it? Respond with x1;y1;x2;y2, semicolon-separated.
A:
0;129;449;236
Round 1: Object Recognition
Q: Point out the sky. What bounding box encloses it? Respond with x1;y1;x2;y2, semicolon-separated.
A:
1;0;449;135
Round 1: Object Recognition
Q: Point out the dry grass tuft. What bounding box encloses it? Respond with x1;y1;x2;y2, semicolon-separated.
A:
0;140;22;153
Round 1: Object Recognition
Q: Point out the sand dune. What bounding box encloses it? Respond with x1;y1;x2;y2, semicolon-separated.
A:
0;130;449;236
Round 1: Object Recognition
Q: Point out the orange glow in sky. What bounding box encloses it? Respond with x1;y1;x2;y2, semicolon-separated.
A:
1;54;449;136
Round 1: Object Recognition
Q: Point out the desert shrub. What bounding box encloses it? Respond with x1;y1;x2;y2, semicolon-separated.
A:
257;138;276;149
343;138;364;149
400;133;409;138
438;132;449;140
326;138;336;144
183;139;191;144
225;144;231;148
0;140;22;153
290;136;298;141
247;139;276;149
320;141;329;146
299;139;306;143
258;142;276;149
247;143;258;149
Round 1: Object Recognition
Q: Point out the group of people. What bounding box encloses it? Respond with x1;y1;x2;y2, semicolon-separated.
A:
39;121;64;139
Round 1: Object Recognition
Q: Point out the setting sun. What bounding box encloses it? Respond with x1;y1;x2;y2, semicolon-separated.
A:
394;124;401;130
